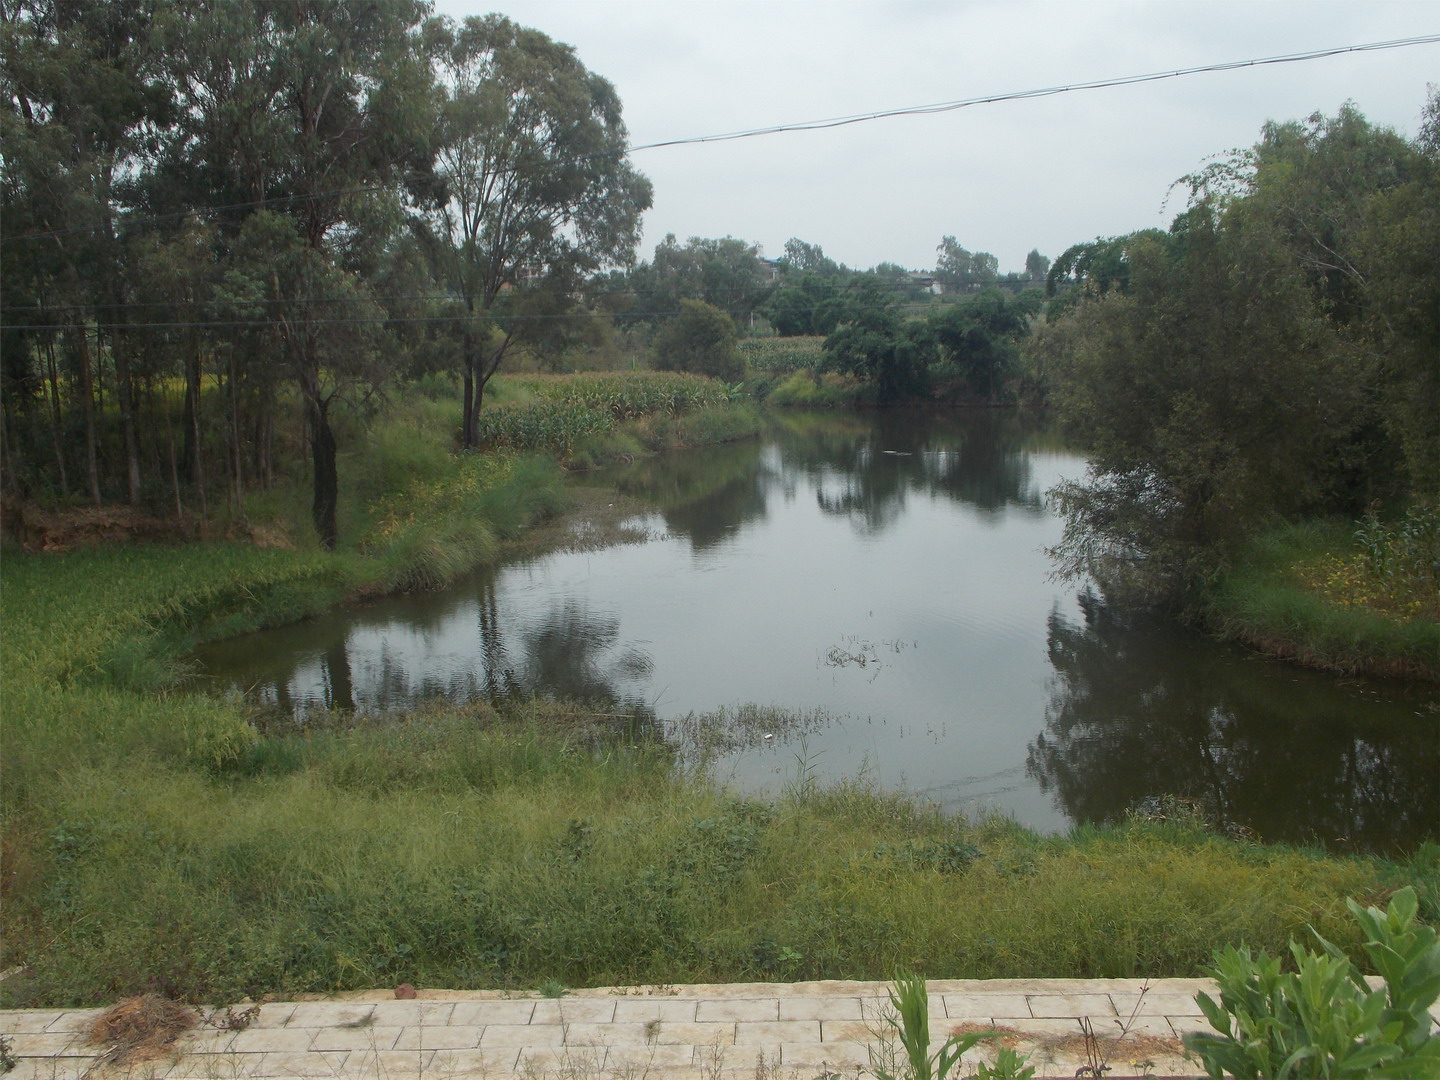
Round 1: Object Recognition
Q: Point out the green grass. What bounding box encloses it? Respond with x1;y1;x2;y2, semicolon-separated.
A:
2;390;1435;1009
1206;520;1440;681
3;686;1428;1007
768;370;868;408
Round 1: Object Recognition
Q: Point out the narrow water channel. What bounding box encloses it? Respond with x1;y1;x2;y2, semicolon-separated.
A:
196;410;1438;853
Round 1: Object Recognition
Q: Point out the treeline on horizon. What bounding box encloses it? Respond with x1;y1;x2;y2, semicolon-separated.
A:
2;1;1436;586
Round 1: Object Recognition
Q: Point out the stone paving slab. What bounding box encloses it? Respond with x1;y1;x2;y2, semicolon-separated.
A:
0;978;1237;1079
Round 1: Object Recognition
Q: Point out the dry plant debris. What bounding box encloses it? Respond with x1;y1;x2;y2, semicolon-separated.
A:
85;995;199;1068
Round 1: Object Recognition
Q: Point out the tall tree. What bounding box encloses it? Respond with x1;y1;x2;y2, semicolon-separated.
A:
1043;99;1438;607
780;237;840;277
620;234;769;328
185;0;434;548
934;236;998;293
1024;248;1051;282
822;279;935;404
1;0;169;506
929;287;1039;400
424;14;651;450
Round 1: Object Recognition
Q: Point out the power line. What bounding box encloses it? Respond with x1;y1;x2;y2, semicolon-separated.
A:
0;274;972;316
0;186;392;247
626;35;1440;152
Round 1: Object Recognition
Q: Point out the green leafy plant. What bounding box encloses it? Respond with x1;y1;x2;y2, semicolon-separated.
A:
870;972;1004;1080
1184;886;1440;1078
970;1045;1034;1079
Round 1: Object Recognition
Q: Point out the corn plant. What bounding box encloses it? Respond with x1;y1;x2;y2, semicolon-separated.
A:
1184;886;1440;1078
870;972;1000;1080
1353;503;1440;618
739;336;825;374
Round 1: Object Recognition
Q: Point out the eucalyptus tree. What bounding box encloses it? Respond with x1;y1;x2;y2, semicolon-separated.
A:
423;14;651;450
1024;249;1050;282
934;236;998;293
1;0;171;506
617;234;770;330
159;0;435;547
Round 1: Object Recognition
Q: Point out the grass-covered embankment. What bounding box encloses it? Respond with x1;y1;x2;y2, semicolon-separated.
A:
4;530;1436;1008
1205;517;1440;681
2;378;1435;1009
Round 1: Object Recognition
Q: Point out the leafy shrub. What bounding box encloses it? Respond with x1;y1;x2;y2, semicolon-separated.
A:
768;370;866;408
1184;886;1440;1078
652;299;744;382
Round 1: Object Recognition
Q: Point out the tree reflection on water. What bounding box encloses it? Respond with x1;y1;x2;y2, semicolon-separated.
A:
1028;589;1440;853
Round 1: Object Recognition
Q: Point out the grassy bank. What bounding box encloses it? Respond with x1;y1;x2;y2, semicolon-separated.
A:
1205;518;1440;681
2;384;1435;1009
3;531;1436;1008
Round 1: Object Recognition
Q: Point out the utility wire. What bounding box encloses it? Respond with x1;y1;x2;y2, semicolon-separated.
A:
625;35;1440;152
1;34;1434;249
1;274;963;315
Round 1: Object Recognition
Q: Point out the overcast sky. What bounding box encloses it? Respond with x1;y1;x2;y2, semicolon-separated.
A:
433;0;1438;275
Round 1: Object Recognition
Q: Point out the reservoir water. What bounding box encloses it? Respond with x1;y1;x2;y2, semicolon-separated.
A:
197;410;1438;852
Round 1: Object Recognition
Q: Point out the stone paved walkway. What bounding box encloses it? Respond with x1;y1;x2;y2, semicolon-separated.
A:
0;979;1219;1080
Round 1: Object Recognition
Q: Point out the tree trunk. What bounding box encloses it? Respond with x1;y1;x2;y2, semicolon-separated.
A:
461;329;476;449
43;335;69;497
68;322;102;506
183;334;206;514
226;356;245;519
107;325;143;506
301;364;338;550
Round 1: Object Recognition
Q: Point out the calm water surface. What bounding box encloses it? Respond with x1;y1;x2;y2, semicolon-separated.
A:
198;411;1439;852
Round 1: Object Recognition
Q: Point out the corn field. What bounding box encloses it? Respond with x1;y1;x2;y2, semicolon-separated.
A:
479;373;729;452
738;337;826;374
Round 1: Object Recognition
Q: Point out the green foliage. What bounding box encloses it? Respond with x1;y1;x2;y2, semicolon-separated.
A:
762;271;851;336
472;372;732;456
615;234;773;326
516;371;729;418
767;370;867;408
738;336;826;374
1045;97;1438;609
1184;887;1440;1078
935;236;999;293
652;299;745;382
423;13;652;449
871;972;1000;1080
1205;520;1440;679
1354;502;1440;616
971;1047;1035;1079
928;289;1041;401
822;281;935;404
0;1;651;542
